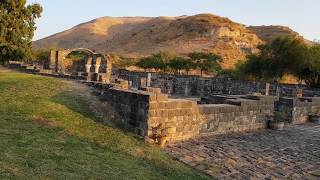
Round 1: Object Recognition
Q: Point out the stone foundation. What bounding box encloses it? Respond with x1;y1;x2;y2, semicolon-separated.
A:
199;95;275;136
98;86;277;142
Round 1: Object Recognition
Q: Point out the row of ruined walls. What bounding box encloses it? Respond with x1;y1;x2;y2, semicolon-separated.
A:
9;62;320;143
116;69;320;97
97;85;320;143
96;84;279;142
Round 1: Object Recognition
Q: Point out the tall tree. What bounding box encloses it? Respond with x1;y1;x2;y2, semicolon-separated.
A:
0;0;42;63
260;36;309;78
236;36;309;82
297;45;320;88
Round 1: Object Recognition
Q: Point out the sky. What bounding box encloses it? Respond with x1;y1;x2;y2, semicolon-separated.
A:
27;0;320;41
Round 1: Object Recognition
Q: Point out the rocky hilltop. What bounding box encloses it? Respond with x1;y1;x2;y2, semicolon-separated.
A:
248;25;313;44
33;14;309;69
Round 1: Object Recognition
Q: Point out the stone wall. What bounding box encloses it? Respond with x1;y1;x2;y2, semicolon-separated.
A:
100;87;151;136
117;69;320;97
198;95;275;136
98;85;276;142
276;97;320;124
99;86;202;141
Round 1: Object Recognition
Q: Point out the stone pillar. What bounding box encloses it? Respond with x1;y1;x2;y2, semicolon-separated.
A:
185;81;189;96
147;73;152;87
276;86;281;97
85;57;93;73
265;82;270;96
94;57;102;73
49;50;58;72
296;88;303;98
106;57;112;75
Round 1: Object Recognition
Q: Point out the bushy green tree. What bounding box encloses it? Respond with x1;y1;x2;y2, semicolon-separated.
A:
66;51;90;61
33;48;50;65
235;36;309;83
297;45;320;88
188;52;222;76
136;54;166;71
168;57;194;74
236;54;276;81
0;0;42;63
262;36;309;77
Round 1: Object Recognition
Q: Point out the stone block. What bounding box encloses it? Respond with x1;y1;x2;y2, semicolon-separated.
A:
157;94;169;102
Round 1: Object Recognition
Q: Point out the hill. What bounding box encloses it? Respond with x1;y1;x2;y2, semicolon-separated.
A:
33;14;310;69
248;25;313;44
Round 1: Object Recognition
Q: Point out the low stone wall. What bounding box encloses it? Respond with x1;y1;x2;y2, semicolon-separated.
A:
277;97;320;124
198;95;275;136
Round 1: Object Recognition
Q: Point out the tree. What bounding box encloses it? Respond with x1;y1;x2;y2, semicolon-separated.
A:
236;54;276;81
66;51;90;62
0;0;42;63
260;36;309;78
156;51;176;72
33;48;50;65
188;52;222;76
136;54;166;71
297;45;320;88
168;57;194;74
236;36;309;83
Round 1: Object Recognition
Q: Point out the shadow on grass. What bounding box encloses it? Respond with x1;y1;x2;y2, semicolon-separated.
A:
48;91;210;179
50;90;139;138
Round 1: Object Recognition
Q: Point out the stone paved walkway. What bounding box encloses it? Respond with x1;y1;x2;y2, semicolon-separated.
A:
166;124;320;179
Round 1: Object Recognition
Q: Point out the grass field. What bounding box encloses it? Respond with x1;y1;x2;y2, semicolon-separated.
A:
0;71;208;179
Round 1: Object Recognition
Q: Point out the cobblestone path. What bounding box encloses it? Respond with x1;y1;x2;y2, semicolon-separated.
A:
166;124;320;179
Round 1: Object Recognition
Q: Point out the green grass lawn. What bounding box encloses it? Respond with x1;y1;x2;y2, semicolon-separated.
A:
0;71;208;179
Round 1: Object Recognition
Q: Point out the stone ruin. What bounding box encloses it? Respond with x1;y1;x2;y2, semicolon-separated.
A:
8;49;320;144
46;48;112;83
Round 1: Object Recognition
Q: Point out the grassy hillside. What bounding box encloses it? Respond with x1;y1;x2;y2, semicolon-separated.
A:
0;71;208;179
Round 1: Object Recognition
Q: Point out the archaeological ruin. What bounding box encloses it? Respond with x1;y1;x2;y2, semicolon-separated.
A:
46;48;112;83
9;48;320;144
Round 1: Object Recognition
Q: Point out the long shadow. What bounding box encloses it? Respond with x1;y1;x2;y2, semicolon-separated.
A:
51;90;96;120
50;90;136;136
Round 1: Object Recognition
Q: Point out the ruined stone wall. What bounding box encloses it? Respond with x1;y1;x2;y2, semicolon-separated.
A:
117;69;320;97
276;97;320;124
99;85;276;142
101;88;151;136
99;86;202;141
147;92;202;142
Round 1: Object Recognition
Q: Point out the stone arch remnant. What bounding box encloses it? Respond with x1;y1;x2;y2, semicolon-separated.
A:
48;48;112;83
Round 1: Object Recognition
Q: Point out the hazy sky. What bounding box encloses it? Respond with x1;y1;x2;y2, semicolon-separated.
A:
27;0;320;41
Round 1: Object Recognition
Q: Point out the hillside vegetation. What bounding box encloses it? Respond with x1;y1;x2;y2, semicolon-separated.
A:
33;14;310;69
0;70;208;179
